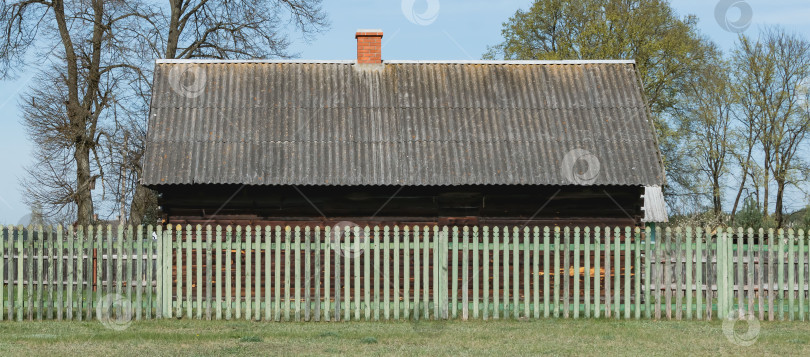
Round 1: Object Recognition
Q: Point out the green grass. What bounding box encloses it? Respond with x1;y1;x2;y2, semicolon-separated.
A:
1;318;809;356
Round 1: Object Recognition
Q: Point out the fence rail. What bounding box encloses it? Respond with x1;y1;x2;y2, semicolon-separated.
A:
0;224;808;322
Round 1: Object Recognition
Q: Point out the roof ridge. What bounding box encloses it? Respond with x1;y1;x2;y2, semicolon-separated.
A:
155;59;635;65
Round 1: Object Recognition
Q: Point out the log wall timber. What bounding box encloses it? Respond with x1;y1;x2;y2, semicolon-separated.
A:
153;185;643;228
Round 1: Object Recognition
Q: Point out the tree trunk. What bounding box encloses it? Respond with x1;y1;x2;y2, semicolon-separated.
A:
712;174;722;217
129;184;157;226
774;179;786;228
74;143;95;226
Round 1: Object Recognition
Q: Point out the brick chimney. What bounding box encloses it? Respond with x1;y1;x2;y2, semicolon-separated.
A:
356;29;383;64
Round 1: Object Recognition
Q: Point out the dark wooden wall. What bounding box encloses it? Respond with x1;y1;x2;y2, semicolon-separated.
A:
151;184;644;228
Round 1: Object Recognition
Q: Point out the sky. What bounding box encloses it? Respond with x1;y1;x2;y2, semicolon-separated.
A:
1;0;809;223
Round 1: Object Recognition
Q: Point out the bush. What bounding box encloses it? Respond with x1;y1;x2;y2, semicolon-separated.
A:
734;197;777;230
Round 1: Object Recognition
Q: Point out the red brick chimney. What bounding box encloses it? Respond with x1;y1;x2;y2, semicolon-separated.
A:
356;29;383;64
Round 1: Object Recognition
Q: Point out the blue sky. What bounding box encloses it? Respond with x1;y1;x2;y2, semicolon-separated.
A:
1;0;809;223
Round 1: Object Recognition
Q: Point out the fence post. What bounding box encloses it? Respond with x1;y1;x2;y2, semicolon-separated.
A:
439;226;449;319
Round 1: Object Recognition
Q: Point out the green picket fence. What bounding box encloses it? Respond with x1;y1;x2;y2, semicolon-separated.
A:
1;224;808;322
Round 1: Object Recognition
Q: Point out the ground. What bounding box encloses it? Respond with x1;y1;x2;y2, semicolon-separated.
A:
1;318;809;356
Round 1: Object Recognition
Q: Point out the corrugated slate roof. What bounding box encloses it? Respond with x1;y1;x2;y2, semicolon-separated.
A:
642;186;669;223
142;61;666;186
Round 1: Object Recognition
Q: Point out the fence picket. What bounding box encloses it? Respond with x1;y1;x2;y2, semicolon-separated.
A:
796;229;805;321
594;227;601;319
256;226;262;322
216;226;222;320
768;228;775;321
432;226;438;320
534;227;541;319
461;227;468;320
267;226;274;321
757;228;764;321
65;226;73;321
383;226;389;320
36;227;43;321
789;229;796;321
613;227;620;319
304;227;312;322
695;227;703;320
483;227;490;320
391;226;398;321
685;227;693;320
584;227;591;318
197;225;204;320
136;226;143;320
403;226;410;320
422;226;429;320
717;227;724;320
553;227;560;318
523;227;531;319
224;226;232;320
503;227;511;319
562;227;570;319
280;226;286;321
353;226;360;321
128;226;135;320
625;227;631;319
634;227;641;320
736;228;743;318
364;226;371;320
675;228;683;320
747;228;755;319
473;227;481;320
246;226;253;321
234;226;240;321
573;228;580;319
778;229;785;320
187;225;194;319
26;225;34;321
0;225;4;321
604;227;611;319
706;228;714;320
109;225;117;320
654;226;661;320
665;228;672;320
171;227;179;319
452;227;459;319
513;227;520;319
494;227;500;319
117;226;124;310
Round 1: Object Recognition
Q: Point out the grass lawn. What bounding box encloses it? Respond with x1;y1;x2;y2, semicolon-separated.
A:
1;318;809;356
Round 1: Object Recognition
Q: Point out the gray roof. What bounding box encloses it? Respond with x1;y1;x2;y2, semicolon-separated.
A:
642;186;669;223
142;60;666;186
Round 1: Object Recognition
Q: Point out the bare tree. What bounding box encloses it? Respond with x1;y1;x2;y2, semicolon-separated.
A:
1;1;151;225
681;46;734;217
731;28;810;226
123;0;328;225
2;0;327;226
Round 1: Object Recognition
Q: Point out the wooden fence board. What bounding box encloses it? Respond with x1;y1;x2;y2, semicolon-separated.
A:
3;223;809;324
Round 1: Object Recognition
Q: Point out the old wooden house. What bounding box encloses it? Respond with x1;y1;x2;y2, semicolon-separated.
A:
142;30;667;229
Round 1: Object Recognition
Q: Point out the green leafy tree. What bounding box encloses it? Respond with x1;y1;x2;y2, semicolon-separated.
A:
486;0;716;201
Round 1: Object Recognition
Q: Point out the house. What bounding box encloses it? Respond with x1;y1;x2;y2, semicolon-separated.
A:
141;30;667;229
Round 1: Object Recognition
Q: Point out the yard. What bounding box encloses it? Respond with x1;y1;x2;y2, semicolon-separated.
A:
1;318;809;356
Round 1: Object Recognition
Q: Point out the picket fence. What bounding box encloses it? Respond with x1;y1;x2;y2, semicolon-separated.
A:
0;224;808;323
